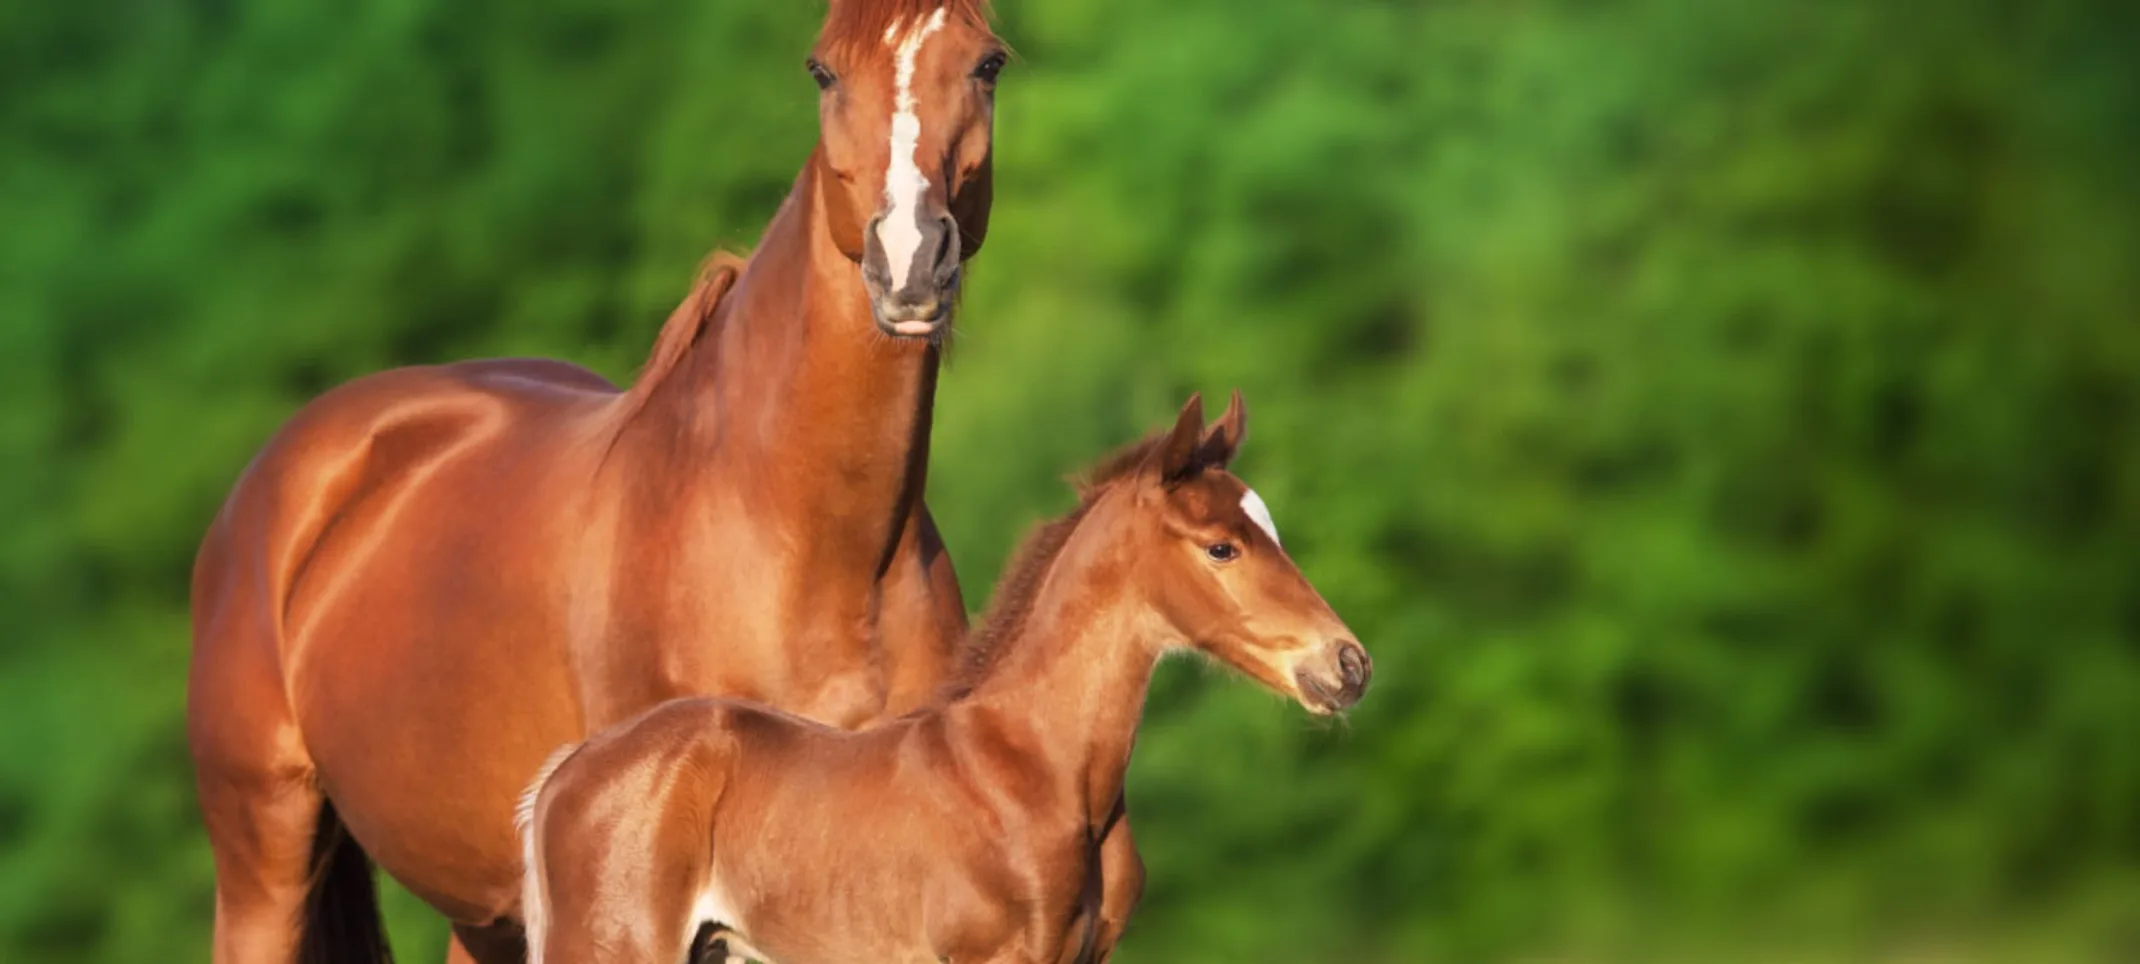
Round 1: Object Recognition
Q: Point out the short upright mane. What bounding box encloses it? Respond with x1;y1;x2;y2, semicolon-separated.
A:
617;250;747;422
946;430;1172;693
819;0;996;57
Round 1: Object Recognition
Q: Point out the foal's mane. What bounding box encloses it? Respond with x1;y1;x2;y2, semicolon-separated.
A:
819;0;996;58
947;430;1170;695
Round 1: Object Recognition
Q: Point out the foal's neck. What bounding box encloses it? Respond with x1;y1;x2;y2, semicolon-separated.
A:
623;150;942;561
960;519;1166;829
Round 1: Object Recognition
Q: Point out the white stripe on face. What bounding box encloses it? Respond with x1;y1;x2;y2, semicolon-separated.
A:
1241;488;1281;547
879;7;949;284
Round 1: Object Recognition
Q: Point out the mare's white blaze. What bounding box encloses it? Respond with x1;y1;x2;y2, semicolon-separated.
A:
1241;488;1281;547
879;7;949;283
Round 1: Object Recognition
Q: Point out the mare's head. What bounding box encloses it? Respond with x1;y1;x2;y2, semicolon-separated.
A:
809;0;1004;338
1091;392;1373;715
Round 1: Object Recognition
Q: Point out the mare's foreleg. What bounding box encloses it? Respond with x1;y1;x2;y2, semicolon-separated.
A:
444;921;527;964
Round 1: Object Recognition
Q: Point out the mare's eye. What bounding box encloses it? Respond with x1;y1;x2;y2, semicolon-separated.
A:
806;58;836;90
1206;543;1239;563
973;52;1007;84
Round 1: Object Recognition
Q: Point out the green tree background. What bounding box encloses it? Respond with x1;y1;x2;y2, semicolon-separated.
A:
2;0;2136;961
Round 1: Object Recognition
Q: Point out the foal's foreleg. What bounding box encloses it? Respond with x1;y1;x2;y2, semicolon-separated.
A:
1089;798;1146;963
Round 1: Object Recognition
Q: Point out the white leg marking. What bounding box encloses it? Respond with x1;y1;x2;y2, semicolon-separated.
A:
879;7;949;284
694;876;773;964
1241;488;1281;547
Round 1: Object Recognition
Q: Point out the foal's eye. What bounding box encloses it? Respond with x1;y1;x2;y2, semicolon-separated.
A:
805;58;836;90
972;52;1007;85
1205;543;1239;563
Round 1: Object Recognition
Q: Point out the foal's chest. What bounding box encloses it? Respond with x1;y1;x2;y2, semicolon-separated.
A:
944;831;1105;964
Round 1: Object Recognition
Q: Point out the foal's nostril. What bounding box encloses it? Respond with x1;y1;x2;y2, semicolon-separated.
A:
1337;641;1371;691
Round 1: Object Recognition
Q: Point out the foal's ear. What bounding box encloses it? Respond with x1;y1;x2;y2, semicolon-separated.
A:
1154;392;1208;484
1195;389;1247;469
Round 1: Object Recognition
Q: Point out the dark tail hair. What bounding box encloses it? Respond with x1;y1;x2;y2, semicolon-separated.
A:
301;803;395;964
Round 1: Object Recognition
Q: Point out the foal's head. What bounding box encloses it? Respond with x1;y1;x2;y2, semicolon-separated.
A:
809;0;1004;338
1096;393;1373;715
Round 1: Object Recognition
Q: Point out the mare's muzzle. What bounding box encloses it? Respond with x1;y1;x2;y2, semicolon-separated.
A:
862;211;961;337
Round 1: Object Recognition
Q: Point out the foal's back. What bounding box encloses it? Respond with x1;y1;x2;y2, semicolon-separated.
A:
524;698;1084;964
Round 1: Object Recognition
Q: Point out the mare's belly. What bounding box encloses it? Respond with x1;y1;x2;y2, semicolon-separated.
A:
287;452;590;921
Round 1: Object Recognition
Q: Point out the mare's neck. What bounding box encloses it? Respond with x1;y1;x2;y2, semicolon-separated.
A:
959;516;1167;829
623;150;941;567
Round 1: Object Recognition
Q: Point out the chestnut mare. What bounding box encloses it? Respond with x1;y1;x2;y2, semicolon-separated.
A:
183;3;1169;964
518;392;1373;964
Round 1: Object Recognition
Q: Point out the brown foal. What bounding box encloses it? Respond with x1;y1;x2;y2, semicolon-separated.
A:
519;392;1373;964
178;3;1156;963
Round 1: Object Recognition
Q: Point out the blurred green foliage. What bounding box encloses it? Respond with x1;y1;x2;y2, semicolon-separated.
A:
3;0;2137;961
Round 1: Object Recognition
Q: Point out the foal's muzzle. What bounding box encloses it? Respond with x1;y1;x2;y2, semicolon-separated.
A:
862;211;961;338
1296;639;1372;714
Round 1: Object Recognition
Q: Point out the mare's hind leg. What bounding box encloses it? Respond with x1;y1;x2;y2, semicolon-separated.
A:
197;770;324;963
188;520;361;964
190;654;327;964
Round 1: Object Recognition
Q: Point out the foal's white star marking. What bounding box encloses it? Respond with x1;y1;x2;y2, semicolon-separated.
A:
1241;488;1281;547
879;7;949;284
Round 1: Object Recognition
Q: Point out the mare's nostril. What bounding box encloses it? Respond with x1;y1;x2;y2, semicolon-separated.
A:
931;216;959;274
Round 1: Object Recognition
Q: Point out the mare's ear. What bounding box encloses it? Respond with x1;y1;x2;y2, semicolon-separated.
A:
1195;389;1247;469
1153;393;1207;484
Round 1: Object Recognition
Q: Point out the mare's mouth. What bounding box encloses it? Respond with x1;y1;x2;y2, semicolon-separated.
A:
873;303;951;339
867;266;959;339
880;316;946;338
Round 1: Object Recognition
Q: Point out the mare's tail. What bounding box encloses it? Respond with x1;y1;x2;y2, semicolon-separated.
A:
300;803;395;964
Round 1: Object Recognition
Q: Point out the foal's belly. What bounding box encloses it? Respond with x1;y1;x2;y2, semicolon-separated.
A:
727;882;1098;964
711;771;1101;964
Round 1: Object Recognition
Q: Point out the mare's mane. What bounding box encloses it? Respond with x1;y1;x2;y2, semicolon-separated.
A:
819;0;996;59
944;429;1172;697
618;249;748;421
